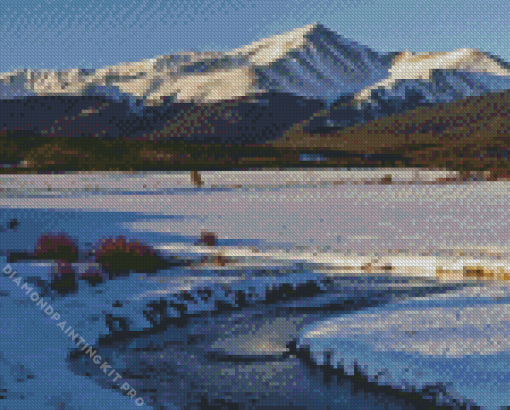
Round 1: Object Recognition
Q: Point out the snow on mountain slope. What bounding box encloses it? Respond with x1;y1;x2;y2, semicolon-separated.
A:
304;48;510;132
223;22;389;103
3;23;510;129
355;49;510;104
0;23;389;108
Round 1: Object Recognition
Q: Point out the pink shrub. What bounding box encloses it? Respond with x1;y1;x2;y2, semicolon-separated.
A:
196;231;218;247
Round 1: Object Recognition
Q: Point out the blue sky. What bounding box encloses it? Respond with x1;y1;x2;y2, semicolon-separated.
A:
1;0;509;72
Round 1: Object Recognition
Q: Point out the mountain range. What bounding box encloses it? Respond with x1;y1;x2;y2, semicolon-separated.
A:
2;22;510;143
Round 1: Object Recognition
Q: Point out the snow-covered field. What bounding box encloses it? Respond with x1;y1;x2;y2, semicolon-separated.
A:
1;169;509;408
1;168;508;273
0;260;156;409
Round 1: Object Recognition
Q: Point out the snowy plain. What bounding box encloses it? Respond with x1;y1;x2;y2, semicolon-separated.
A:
0;168;509;408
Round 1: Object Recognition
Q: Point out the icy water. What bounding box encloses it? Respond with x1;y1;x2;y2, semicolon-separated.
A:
1;169;509;409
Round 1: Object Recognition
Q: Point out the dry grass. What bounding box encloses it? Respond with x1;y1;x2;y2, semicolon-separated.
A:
437;265;510;281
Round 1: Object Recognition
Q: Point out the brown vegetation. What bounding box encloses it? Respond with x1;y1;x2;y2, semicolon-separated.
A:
437;265;510;281
196;231;218;247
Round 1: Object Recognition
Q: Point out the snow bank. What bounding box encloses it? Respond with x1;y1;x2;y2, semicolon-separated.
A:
132;271;331;325
0;270;155;409
0;258;334;408
297;284;510;408
1;258;332;335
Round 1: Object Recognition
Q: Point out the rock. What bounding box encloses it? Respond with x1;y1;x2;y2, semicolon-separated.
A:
8;219;18;230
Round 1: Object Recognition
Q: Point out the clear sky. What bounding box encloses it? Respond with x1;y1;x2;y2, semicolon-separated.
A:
1;0;509;72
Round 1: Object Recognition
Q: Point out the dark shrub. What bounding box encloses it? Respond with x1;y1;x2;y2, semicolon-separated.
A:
79;265;104;286
35;233;79;262
50;262;77;294
195;230;218;247
94;236;165;277
8;219;18;230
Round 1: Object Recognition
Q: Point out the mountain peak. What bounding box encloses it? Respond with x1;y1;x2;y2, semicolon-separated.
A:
293;21;339;40
302;21;327;31
227;22;332;59
226;22;375;68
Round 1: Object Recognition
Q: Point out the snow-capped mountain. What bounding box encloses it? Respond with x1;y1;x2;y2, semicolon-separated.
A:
3;23;510;141
305;48;510;132
355;48;510;102
224;22;389;103
0;22;389;108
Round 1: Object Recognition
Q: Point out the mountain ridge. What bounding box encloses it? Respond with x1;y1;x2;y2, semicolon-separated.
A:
2;23;510;111
3;22;510;144
0;22;389;106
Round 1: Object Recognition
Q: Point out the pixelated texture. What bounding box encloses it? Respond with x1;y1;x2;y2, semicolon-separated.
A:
1;1;510;409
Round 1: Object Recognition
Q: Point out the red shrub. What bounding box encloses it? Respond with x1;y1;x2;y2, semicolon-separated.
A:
196;231;218;247
94;236;165;276
35;233;79;262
